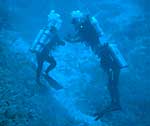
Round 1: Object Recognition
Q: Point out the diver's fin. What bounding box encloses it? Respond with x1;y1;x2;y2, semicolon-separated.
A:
94;105;122;120
43;74;63;90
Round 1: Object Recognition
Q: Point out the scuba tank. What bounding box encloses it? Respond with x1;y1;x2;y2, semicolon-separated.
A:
30;24;52;53
108;44;128;69
89;16;127;69
30;10;62;53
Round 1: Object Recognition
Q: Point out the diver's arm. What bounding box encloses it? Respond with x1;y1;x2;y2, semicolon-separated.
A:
57;39;66;46
52;32;66;46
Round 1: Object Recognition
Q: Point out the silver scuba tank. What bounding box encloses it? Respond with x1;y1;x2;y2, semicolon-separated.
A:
86;15;127;69
30;23;52;53
30;10;62;53
108;44;128;69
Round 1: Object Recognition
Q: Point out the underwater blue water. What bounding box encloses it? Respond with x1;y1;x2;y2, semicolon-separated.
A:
0;0;150;126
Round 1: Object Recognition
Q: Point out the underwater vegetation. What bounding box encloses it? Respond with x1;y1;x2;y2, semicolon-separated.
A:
0;0;150;126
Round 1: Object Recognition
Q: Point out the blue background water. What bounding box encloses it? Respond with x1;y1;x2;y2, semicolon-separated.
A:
0;0;150;126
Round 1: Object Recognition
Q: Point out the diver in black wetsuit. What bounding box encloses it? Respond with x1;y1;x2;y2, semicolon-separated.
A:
36;26;65;84
65;10;126;119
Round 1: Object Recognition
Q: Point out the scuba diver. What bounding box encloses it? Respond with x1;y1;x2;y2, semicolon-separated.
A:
65;10;127;120
30;10;65;84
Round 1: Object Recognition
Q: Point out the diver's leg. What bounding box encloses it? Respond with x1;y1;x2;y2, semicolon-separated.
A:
106;68;121;108
36;54;44;83
45;56;56;74
110;68;120;106
94;68;121;120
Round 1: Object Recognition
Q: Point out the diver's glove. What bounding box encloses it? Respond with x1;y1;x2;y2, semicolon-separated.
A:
64;34;72;42
29;48;36;53
102;41;109;47
57;40;66;46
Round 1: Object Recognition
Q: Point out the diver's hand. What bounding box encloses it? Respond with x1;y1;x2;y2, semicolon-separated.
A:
64;34;72;42
104;42;109;46
58;40;66;46
102;42;109;47
29;48;36;53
